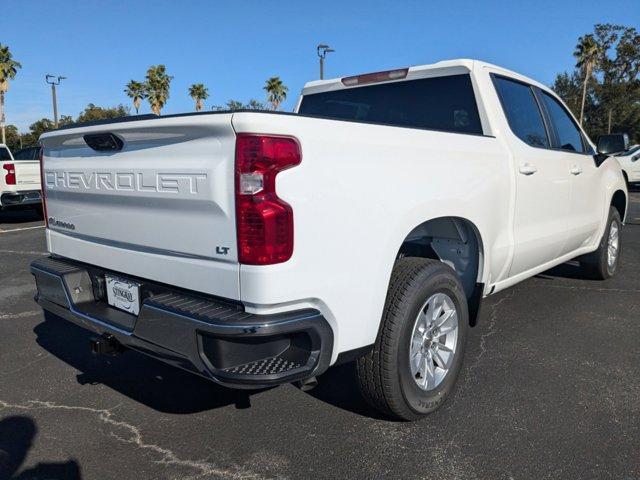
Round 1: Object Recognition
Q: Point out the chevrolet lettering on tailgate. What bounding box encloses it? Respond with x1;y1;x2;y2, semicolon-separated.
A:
44;170;208;195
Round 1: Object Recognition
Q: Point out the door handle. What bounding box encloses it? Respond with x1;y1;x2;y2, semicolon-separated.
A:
570;165;583;175
519;164;538;175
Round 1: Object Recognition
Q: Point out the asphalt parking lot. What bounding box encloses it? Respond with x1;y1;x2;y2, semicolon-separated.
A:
1;195;639;480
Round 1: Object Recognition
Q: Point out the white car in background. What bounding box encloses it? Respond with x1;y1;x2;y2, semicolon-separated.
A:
0;143;42;211
616;144;640;185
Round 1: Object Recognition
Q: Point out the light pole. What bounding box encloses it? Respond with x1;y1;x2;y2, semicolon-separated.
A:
45;74;66;128
317;44;335;80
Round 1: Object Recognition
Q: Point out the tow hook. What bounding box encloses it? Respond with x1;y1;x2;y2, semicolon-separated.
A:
90;334;125;356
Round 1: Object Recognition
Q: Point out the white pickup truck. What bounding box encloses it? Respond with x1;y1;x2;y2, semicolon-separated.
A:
31;59;627;420
615;143;640;185
0;144;42;210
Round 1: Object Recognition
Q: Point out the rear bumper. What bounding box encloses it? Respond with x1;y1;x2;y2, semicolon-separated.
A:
30;256;333;388
1;190;41;208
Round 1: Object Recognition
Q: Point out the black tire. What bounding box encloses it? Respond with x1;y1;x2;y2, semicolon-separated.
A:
580;207;622;280
356;258;469;421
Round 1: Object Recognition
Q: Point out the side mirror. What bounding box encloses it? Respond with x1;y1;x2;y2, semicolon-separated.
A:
597;133;630;155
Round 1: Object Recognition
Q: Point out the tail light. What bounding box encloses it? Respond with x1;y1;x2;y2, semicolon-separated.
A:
39;149;48;228
235;134;301;265
3;163;16;185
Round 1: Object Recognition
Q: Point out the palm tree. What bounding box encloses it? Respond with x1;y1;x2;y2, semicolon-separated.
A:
0;44;22;145
263;76;288;111
145;65;173;115
124;80;147;114
188;83;209;111
574;34;600;126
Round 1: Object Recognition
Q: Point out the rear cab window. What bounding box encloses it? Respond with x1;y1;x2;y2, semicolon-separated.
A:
13;147;41;160
298;74;483;135
0;147;12;161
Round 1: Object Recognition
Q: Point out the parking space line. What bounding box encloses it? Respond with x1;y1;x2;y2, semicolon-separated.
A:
0;249;47;255
536;283;640;294
0;225;45;234
0;310;41;320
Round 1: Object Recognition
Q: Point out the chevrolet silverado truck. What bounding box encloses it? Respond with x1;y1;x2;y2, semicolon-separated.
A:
31;60;628;420
0;143;42;210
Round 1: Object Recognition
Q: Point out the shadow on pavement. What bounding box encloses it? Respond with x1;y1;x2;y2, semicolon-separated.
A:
35;312;383;419
0;416;81;479
33;314;266;415
535;261;591;281
309;363;389;420
0;208;42;225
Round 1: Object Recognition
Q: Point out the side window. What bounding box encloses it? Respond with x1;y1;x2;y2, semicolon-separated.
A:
492;76;549;148
539;91;586;153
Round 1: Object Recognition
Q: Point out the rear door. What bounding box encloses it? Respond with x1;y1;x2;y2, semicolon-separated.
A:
537;90;603;252
492;75;571;276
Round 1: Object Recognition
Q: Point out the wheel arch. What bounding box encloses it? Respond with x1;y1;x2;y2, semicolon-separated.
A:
395;216;485;326
611;190;627;222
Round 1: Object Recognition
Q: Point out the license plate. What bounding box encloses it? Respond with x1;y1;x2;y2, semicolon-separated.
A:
105;275;140;315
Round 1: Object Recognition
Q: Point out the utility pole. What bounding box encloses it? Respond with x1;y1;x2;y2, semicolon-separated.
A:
45;75;66;128
317;44;335;80
607;109;613;134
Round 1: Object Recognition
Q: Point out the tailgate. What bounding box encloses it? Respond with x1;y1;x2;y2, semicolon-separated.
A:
40;114;240;298
14;160;41;189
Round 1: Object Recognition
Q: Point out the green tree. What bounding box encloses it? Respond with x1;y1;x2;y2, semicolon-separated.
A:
0;44;22;145
263;76;288;110
4;124;21;151
76;104;129;124
145;65;173;115
124;80;147;114
188;83;209;111
246;99;267;110
212;99;268;111
553;24;640;143
552;71;583;116
22;115;73;145
574;34;600;126
27;118;55;139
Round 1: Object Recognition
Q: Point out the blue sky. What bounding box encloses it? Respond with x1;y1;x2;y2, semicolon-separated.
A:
2;0;639;131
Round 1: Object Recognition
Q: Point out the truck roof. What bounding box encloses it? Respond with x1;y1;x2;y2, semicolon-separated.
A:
301;58;552;97
42;59;556;138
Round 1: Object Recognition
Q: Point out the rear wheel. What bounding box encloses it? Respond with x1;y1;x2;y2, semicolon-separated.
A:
580;207;621;280
356;258;468;420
